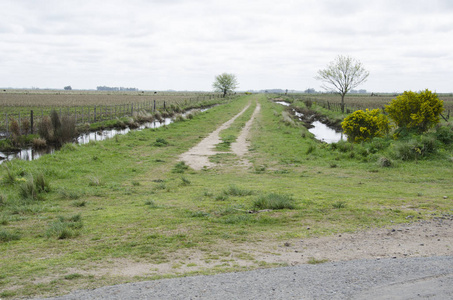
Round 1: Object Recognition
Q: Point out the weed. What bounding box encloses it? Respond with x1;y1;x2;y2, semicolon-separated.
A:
46;214;83;239
180;176;191;186
153;138;169;147
145;200;158;207
64;273;83;280
254;165;266;174
0;230;21;242
32;137;47;149
19;177;39;200
88;176;103;186
377;156;393;167
132;181;141;186
306;143;316;154
2;165;16;185
172;161;189;173
307;257;328;264
215;194;229;201
59;189;82;200
35;172;51;193
332;201;347;209
72;200;87;207
253;193;296;210
223;185;253;196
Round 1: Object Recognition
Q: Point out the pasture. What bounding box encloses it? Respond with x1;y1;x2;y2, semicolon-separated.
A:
0;94;452;298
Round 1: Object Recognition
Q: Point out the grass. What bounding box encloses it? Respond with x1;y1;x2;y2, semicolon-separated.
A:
0;94;452;298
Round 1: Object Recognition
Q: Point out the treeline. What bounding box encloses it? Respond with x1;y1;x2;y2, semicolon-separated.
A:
96;86;138;91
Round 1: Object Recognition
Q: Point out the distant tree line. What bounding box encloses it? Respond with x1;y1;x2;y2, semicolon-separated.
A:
97;86;138;91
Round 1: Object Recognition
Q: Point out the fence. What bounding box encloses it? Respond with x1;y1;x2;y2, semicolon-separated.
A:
0;94;225;137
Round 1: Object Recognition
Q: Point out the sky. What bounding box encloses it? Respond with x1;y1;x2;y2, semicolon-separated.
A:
1;0;452;92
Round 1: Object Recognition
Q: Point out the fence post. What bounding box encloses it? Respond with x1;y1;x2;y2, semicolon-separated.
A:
153;100;156;112
94;106;97;122
30;110;34;134
5;113;8;135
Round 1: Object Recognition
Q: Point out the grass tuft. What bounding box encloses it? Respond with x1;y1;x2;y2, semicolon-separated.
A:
253;193;296;210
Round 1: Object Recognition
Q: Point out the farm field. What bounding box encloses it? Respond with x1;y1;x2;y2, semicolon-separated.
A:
0;94;452;299
0;90;226;134
291;93;453;115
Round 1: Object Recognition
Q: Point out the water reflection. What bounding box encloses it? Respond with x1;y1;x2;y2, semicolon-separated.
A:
275;102;346;143
0;108;206;164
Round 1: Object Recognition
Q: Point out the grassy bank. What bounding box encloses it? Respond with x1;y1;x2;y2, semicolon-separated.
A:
0;94;452;298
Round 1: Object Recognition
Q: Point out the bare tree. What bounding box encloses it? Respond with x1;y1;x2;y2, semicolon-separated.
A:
316;55;369;113
212;73;238;97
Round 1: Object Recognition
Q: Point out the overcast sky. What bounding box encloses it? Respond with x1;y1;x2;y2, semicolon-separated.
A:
1;0;452;92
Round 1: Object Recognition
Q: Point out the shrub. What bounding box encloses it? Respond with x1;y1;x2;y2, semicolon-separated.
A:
60;115;77;144
38;116;53;143
253;193;296;210
377;156;393;167
32;137;47;149
435;124;453;145
21;118;30;135
9;118;20;137
385;89;444;133
341;109;390;143
391;136;438;161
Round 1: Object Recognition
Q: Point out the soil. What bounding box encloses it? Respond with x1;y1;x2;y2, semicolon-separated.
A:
65;217;453;279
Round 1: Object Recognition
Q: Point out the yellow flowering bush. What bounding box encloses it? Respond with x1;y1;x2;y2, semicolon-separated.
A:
385;89;444;133
341;109;390;143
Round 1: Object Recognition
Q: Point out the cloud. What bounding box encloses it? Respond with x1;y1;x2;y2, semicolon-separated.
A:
0;0;452;91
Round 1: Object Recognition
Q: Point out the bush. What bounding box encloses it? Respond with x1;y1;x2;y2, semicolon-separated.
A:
32;137;47;149
385;89;444;133
435;124;453;145
391;136;438;161
38;116;53;143
21;118;30;135
341;109;390;143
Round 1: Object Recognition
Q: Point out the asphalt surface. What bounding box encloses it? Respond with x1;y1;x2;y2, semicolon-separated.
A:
36;256;453;300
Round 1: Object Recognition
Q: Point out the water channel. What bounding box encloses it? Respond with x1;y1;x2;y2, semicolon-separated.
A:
0;109;204;164
275;101;346;143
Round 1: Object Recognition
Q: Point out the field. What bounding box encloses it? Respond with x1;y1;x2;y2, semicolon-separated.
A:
289;93;453;116
0;90;225;134
0;94;452;298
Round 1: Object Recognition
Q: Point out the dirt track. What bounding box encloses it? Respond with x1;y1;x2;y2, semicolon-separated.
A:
179;101;260;170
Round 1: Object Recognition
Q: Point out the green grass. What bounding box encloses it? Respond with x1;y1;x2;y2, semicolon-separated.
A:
0;94;452;298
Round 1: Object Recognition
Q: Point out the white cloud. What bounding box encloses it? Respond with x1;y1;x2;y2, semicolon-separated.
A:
0;0;452;92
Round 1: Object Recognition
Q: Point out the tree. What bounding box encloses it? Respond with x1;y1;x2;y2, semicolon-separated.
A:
385;89;444;133
64;85;72;90
212;73;238;97
316;55;369;113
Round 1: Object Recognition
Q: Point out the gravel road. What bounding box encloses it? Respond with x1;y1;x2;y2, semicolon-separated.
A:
37;256;453;300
